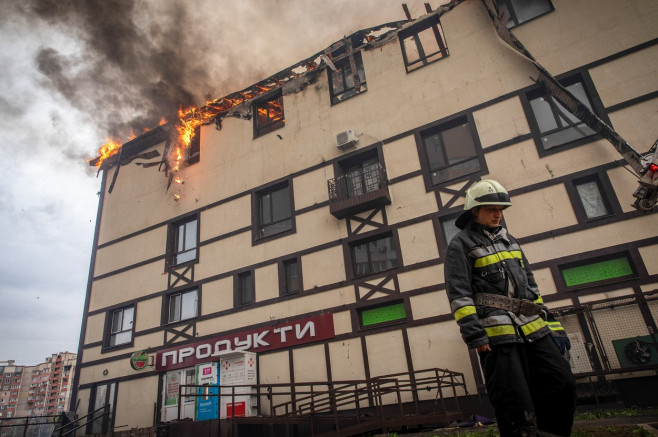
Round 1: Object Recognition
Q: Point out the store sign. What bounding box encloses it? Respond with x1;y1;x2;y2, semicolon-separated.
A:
156;313;334;372
130;350;151;371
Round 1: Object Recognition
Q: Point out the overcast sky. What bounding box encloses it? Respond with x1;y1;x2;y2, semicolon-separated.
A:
0;0;444;366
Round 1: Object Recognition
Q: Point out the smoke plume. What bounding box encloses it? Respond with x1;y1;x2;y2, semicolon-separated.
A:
12;0;412;145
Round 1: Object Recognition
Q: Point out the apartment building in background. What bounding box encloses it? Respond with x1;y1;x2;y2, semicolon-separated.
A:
0;353;76;435
73;0;658;435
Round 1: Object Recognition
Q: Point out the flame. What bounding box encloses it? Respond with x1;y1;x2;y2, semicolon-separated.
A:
92;139;122;168
90;57;300;173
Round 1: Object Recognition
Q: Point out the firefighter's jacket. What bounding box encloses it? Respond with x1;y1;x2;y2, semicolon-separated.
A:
445;221;552;349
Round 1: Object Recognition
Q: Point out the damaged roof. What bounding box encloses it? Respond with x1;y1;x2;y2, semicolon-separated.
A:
88;16;426;170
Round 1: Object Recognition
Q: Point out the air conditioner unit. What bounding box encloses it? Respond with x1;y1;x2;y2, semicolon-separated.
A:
336;129;358;151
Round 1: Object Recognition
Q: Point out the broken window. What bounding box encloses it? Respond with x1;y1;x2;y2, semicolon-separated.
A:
255;181;294;240
167;215;198;268
106;306;134;348
235;271;254;307
399;14;449;73
187;126;200;164
167;289;198;323
254;91;285;137
328;52;367;104
420;115;483;186
495;0;553;28
350;233;399;278
525;74;599;152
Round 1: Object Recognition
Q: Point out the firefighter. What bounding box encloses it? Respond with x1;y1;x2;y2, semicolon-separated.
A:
444;180;576;437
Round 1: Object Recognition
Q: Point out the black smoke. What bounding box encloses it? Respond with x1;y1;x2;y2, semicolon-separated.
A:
24;0;217;139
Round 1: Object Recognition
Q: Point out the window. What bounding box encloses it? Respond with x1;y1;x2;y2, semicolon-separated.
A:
495;0;553;28
87;382;116;435
280;258;301;296
420;116;483;186
168;215;198;268
106;306;134;348
359;301;407;329
526;74;599;152
439;212;461;247
399;14;448;73
167;289;198;323
187;126;200;164
559;252;637;290
350;233;399;277
329;149;390;219
255;181;293;240
235;271;254;307
328;52;367;104
254;91;284;137
569;173;617;221
342;155;381;199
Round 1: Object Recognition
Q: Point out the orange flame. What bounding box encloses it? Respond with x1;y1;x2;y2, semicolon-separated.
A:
90;65;292;171
93;139;122;168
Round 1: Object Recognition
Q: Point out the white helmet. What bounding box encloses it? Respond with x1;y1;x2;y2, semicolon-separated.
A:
455;180;511;229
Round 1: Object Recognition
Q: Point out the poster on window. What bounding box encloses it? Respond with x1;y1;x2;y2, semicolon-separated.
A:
165;372;180;406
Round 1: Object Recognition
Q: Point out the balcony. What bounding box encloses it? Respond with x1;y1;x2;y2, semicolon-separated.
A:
328;165;391;219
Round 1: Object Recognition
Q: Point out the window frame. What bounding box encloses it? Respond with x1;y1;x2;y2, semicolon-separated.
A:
328;52;367;105
164;288;199;325
102;305;135;351
279;256;302;296
234;270;254;307
522;71;608;157
556;251;638;292
332;148;385;199
86;381;117;435
253;90;285;137
166;214;199;270
416;113;486;189
398;14;449;73
186;126;201;165
565;171;620;223
495;0;554;29
347;231;401;279
437;210;463;254
253;179;295;244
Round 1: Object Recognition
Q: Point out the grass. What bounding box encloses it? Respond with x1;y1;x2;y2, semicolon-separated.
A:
574;407;658;420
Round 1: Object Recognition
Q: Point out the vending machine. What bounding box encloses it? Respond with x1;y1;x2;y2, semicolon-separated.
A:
195;362;220;421
218;351;258;418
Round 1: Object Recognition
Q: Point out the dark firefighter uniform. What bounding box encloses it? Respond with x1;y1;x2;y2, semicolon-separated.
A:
445;180;576;437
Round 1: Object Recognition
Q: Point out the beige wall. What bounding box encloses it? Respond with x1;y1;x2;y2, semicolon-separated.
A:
398;220;440;266
516;0;658;74
114;376;159;429
78;0;657;425
504;184;578;239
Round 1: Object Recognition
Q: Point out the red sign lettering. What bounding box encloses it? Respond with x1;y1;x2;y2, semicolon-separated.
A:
156;313;334;371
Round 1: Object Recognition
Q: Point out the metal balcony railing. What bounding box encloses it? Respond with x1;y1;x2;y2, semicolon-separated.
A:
327;165;390;218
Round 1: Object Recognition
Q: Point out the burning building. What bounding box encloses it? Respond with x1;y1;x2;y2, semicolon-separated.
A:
73;0;658;435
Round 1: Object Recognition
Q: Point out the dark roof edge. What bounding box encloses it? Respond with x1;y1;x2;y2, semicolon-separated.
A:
90;124;171;169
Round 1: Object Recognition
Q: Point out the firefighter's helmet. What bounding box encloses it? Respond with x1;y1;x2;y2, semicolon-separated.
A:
455;180;512;229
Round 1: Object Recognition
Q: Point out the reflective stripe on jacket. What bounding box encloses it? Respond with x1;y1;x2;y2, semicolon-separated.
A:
445;221;551;348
